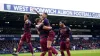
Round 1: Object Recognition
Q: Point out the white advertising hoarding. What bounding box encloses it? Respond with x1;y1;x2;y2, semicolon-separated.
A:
0;0;100;18
0;0;100;13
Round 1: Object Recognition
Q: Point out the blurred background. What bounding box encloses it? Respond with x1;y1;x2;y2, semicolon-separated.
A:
0;12;100;54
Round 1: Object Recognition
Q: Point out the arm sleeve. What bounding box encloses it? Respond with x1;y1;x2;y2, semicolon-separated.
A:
25;21;31;28
43;19;50;26
35;23;43;28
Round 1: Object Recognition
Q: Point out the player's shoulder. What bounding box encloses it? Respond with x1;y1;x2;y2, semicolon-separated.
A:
28;20;31;24
44;18;49;21
66;26;71;31
25;20;31;25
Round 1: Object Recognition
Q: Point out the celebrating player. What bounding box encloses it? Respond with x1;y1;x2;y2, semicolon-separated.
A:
35;18;58;56
13;14;34;56
41;13;58;56
33;9;58;56
55;21;72;56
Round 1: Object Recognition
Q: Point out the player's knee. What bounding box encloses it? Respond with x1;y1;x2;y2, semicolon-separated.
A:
60;50;64;52
19;40;23;45
47;45;51;49
47;43;51;48
48;50;52;52
44;52;46;54
42;52;46;54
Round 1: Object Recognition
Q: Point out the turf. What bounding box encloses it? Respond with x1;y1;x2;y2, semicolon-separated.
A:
0;49;100;56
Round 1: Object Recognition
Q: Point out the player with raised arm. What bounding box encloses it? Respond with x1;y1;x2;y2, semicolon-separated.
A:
33;9;58;56
35;18;58;56
13;14;34;56
55;21;72;56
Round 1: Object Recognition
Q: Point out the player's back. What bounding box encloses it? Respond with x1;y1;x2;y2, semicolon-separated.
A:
24;20;31;33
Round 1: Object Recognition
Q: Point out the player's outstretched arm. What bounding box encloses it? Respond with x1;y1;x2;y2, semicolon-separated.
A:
33;9;45;22
33;9;40;16
36;29;40;35
36;23;43;28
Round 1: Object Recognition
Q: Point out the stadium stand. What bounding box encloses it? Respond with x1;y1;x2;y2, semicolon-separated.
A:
0;12;100;54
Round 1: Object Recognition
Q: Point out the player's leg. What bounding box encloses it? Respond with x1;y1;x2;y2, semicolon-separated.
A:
47;30;58;56
17;34;26;53
17;40;24;53
60;41;66;56
47;40;58;55
26;33;34;56
66;48;71;56
47;31;53;56
66;41;71;56
60;50;65;56
13;40;23;56
40;51;47;56
47;40;52;56
28;42;34;56
47;40;58;56
40;38;48;56
12;34;25;56
52;47;58;56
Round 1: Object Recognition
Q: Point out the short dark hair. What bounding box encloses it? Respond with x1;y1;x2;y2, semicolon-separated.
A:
35;18;41;23
60;20;66;24
24;14;30;18
43;12;48;16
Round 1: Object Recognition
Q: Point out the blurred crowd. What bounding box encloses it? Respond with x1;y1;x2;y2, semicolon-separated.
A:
0;39;100;54
71;39;100;50
0;40;15;53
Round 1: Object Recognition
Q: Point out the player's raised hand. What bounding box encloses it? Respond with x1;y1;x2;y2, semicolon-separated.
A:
33;9;36;12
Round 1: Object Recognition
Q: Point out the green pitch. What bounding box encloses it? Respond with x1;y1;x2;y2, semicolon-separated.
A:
0;49;100;56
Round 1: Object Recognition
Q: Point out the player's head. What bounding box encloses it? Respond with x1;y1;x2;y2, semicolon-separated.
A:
59;20;66;27
24;14;30;21
42;12;48;19
35;18;42;25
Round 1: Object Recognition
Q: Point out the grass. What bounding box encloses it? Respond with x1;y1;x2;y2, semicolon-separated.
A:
0;49;100;56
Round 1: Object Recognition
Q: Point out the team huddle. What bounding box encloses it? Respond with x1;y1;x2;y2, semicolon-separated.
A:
13;9;72;56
